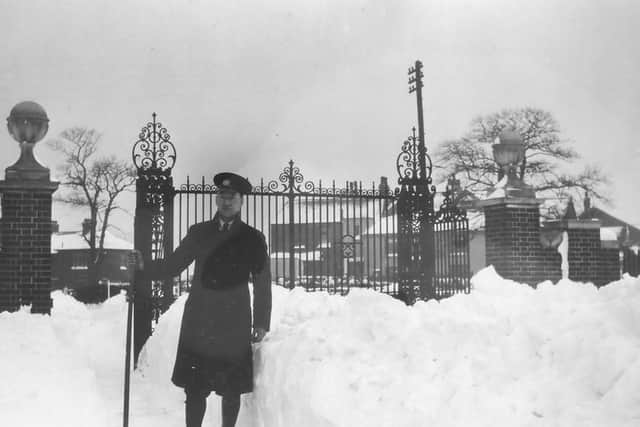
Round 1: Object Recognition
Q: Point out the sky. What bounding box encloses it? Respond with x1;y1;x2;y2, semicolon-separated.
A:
1;0;639;239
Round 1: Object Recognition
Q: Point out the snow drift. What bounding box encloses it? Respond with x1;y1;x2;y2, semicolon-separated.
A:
1;267;639;427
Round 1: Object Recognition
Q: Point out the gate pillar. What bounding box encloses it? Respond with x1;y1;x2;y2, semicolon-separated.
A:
478;131;560;286
396;127;435;303
132;113;175;364
0;102;58;314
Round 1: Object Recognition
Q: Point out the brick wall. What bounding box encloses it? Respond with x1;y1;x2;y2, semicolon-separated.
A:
484;202;561;286
566;228;601;283
598;248;621;286
0;186;56;314
622;248;640;276
551;221;622;287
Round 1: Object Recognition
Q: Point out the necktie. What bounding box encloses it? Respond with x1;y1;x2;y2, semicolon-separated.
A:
221;222;230;232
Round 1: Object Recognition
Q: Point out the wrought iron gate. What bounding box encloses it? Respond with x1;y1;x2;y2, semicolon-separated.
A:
131;60;471;362
170;161;399;298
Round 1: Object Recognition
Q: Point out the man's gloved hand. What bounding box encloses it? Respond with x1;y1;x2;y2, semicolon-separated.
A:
252;327;267;343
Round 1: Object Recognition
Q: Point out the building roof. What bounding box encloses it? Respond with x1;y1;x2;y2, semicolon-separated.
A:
579;207;640;245
51;230;133;253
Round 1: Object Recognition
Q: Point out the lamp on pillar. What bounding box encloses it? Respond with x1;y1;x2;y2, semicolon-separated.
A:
490;130;535;199
6;101;51;181
476;130;556;286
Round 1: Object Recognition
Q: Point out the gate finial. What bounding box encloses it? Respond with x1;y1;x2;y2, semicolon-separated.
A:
132;113;176;172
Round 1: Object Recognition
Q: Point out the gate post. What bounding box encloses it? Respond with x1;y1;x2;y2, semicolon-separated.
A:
478;131;561;286
396;127;436;303
0;101;58;314
133;191;153;362
286;160;296;288
394;61;437;303
131;113;175;364
399;61;437;302
162;192;175;308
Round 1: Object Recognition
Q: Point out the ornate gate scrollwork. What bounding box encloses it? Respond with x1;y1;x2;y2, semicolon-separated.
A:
132;113;176;362
396;127;436;303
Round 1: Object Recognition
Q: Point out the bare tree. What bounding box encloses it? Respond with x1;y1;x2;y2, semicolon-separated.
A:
48;127;136;288
435;107;609;218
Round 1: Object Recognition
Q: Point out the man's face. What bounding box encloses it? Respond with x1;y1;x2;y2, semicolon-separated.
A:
216;191;243;219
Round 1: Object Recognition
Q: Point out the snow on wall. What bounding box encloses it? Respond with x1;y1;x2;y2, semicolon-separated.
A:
1;268;639;427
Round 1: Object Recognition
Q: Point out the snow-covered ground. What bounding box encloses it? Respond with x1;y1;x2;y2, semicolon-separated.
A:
1;267;639;427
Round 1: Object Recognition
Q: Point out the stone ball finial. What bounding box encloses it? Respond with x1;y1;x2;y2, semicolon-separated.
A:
7;101;50;144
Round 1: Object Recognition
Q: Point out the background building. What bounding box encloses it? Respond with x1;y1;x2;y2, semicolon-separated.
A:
51;219;133;302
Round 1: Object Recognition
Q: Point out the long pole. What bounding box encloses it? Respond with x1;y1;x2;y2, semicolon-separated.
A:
287;160;296;288
123;267;135;427
409;60;426;180
413;61;427;180
408;59;435;301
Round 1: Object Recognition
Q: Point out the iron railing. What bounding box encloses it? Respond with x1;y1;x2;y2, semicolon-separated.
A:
172;161;400;297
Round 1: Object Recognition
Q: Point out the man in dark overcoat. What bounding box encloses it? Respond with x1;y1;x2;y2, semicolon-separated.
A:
136;172;272;427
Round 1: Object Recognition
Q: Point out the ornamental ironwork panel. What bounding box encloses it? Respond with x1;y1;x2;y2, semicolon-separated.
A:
132;113;176;363
132;113;176;210
433;185;471;298
396;127;436;303
132;113;176;171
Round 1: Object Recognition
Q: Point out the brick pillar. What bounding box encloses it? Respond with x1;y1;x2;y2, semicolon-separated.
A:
565;220;601;283
0;101;59;314
477;130;562;286
0;181;58;313
481;198;561;285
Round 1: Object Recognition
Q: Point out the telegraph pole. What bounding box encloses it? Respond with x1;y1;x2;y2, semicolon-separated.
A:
408;61;427;182
408;60;435;300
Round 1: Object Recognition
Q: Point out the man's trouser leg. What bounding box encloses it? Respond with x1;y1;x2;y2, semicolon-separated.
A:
185;387;210;427
221;394;241;427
